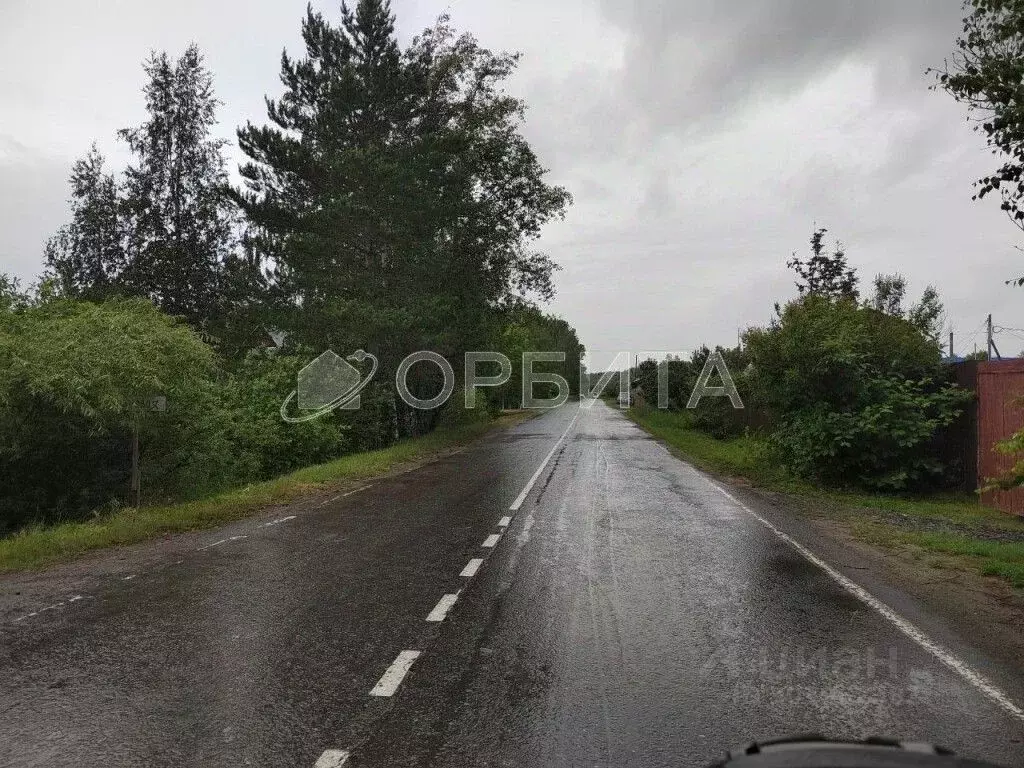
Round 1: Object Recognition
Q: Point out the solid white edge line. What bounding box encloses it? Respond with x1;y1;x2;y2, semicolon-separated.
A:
197;534;248;552
369;650;421;696
426;593;459;622
320;485;372;507
509;407;580;511
460;558;483;577
709;481;1024;723
342;484;373;497
482;533;501;548
314;748;350;767
13;595;89;624
498;515;512;528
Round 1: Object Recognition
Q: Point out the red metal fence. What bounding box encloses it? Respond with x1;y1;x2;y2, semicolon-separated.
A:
976;360;1024;515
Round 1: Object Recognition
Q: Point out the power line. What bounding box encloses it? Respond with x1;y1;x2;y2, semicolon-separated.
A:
960;319;988;353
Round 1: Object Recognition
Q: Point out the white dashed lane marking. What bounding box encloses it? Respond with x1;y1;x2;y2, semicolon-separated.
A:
481;533;500;548
318;484;373;508
313;748;350;767
498;515;511;528
341;485;372;497
426;593;459;622
12;595;89;623
460;558;483;578
369;650;421;697
15;510;302;627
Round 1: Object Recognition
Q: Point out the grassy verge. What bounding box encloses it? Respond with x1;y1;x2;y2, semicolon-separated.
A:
851;522;1024;588
627;406;1024;589
626;408;800;489
0;411;534;573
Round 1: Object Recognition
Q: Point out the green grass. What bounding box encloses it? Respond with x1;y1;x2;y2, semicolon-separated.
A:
0;412;532;573
628;407;802;490
627;406;1024;589
853;523;1024;588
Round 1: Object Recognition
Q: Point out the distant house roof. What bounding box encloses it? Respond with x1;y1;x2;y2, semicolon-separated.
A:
251;328;287;349
267;328;287;348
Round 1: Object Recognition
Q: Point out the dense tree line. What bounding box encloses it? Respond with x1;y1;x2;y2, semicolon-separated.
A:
629;229;969;492
0;0;583;530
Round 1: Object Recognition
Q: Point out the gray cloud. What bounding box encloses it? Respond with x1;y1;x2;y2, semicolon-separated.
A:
1;0;1021;358
0;136;71;285
595;1;962;125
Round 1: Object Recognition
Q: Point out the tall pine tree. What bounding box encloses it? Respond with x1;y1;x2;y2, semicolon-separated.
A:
46;45;253;340
118;45;237;331
44;144;124;301
234;1;570;390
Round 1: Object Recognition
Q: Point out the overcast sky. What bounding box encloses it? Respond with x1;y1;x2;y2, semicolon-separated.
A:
2;0;1023;362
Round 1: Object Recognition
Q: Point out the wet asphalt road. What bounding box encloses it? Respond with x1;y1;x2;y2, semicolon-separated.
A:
2;401;1024;768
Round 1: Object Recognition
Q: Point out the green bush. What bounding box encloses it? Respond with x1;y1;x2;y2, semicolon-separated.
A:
745;296;969;491
768;374;970;491
0;301;396;528
632;350;752;439
216;351;352;481
0;299;227;528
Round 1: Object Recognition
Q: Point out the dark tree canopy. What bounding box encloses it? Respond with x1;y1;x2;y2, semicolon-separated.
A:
233;0;571;366
44;145;123;302
117;45;238;328
868;273;945;344
45;45;251;337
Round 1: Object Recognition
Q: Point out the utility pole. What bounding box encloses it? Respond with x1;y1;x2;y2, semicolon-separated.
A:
949;330;954;359
987;314;1002;360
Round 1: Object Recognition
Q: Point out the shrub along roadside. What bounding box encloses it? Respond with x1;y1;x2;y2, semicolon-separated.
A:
626;406;1024;589
0;410;534;573
743;295;969;492
625;232;967;495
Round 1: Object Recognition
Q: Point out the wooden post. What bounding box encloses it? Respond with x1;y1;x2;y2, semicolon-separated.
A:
130;424;140;508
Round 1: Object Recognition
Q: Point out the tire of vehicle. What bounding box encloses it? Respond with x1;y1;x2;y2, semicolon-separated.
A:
707;735;1008;768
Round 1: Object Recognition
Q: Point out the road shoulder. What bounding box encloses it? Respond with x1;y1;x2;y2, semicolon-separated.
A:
629;412;1024;708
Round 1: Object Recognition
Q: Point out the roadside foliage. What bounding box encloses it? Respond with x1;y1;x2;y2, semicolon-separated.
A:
0;1;583;533
631;230;971;493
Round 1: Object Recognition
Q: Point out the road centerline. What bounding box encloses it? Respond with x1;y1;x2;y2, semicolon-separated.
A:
509;406;580;511
426;593;459;622
313;748;350;767
369;650;422;697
